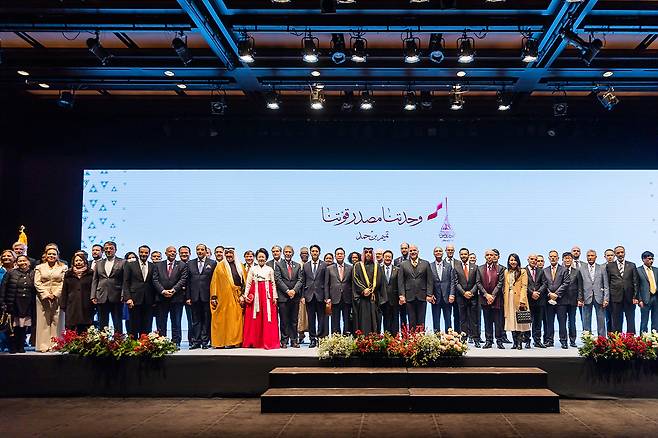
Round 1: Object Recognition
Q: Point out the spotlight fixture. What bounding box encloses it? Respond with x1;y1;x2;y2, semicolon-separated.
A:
521;37;539;63
321;0;337;14
403;91;417;111
172;34;193;66
86;33;112;66
403;33;421;64
57;90;75;109
164;70;175;77
596;86;618;111
457;32;476;63
449;85;464;110
271;0;291;3
420;90;433;109
360;90;374;110
210;97;226;115
313;82;325;89
485;0;506;2
428;33;446;64
17;70;30;76
553;96;568;117
341;91;355;112
457;70;466;77
310;88;325;110
176;83;187;89
330;33;347;64
409;0;430;3
350;35;368;63
38;83;50;89
311;70;321;77
302;33;320;63
565;0;584;3
265;91;280;110
238;34;255;64
603;71;614;78
337;0;357;3
561;29;603;66
497;91;512;111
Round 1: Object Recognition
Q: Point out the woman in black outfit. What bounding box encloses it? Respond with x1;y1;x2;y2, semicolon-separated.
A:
0;255;35;353
60;253;94;334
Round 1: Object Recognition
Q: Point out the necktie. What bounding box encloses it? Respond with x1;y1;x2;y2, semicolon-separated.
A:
589;265;595;281
313;262;317;276
167;262;173;277
386;266;391;282
199;260;204;274
551;266;556;281
338;264;344;281
287;261;293;279
141;262;147;281
464;263;469;280
437;263;442;281
530;267;536;282
619;262;624;277
647;267;656;294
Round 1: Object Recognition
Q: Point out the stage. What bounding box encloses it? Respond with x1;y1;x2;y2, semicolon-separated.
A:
1;344;657;399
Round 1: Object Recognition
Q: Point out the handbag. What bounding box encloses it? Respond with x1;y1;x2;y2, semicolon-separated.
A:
0;309;13;335
516;309;532;324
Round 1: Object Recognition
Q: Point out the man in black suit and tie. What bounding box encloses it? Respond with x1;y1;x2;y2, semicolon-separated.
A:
558;252;583;349
186;244;216;349
380;250;400;335
397;244;432;331
543;250;568;347
478;249;505;349
394;242;411;331
91;241;125;333
266;245;283;270
301;244;329;348
454;247;480;347
525;253;547;348
325;247;353;336
152;246;189;348
178;246;192;347
606;245;639;333
444;244;460;332
428;247;455;332
274;245;303;348
122;245;156;338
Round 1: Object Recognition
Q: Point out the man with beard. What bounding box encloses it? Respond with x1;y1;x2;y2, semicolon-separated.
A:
325;247;353;335
122;245;156;338
297;246;310;344
398;244;432;331
274;245;302;348
525;253;547;348
380;250;400;335
478;249;505;349
186;244;216;349
352;247;383;335
209;247;244;348
178;245;192;347
394;242;411;329
152;246;188;347
454;247;480;346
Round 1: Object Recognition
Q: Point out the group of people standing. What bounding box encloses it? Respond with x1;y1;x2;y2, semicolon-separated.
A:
1;239;656;353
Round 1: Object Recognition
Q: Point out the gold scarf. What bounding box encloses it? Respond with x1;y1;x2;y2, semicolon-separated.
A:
357;261;378;302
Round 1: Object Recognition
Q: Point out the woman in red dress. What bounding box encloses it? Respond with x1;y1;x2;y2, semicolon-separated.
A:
242;248;280;349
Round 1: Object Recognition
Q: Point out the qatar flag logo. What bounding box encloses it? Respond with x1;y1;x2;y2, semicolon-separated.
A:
426;197;455;242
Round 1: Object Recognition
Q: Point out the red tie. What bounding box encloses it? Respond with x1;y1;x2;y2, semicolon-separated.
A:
464;263;469;279
287;262;293;279
167;262;173;277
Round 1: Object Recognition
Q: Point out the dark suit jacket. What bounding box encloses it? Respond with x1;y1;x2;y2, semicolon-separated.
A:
393;255;409;268
560;266;583;306
543;264;569;299
301;259;328;302
637;265;658;304
525;265;547;306
325;263;353;305
186;258;217;303
606;261;639;303
429;260;455;304
453;261;479;303
477;264;505;306
380;264;399;306
152;259;189;303
274;259;303;302
397;259;433;302
122;260;155;306
91;257;125;304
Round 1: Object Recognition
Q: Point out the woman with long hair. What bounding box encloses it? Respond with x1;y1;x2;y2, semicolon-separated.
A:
503;253;530;350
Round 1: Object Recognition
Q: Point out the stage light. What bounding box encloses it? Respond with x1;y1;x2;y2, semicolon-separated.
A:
420;90;433;109
403;91;417;111
310;88;325;110
313;82;325;89
176;83;187;89
311;70;321;77
596;86;618;111
603;71;614;78
38;83;50;89
302;34;319;63
265;91;280;110
57;90;74;109
521;37;539;63
321;0;336;13
210;97;226;115
485;0;506;2
449;85;464;110
457;32;476;63
497;91;512;111
351;36;367;63
360;90;374;110
403;34;421;64
565;0;584;3
561;29;603;66
457;70;466;77
271;0;291;3
86;33;112;66
164;70;175;77
172;35;193;66
341;91;355;112
17;70;29;76
553;101;568;117
238;35;255;64
330;33;347;64
337;0;356;3
409;0;430;3
428;33;445;64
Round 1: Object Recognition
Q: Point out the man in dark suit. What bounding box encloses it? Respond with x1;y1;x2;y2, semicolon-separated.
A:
637;251;658;333
606;245;639;333
543;250;569;347
274;245;303;348
478;249;505;349
558;252;583;348
178;245;192;347
301;244;329;348
525;253;547;348
91;241;125;333
397;244;432;331
444;244;460;332
186;244;216;349
454;247;480;347
324;247;353;336
394;242;410;329
122;244;156;338
266;245;283;270
152;245;189;348
428;247;455;332
380;250;400;335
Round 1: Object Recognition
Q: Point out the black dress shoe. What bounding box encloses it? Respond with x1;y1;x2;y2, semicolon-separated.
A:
544;341;554;348
534;341;546;348
561;341;568;349
473;341;481;348
483;341;493;349
468;338;474;344
570;341;577;348
189;344;200;350
309;340;317;348
502;335;512;344
291;342;300;348
524;341;531;349
497;341;505;349
281;342;288;349
201;345;209;350
516;343;523;350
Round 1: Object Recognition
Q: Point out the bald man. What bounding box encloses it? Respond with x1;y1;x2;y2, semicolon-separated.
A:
152;245;189;348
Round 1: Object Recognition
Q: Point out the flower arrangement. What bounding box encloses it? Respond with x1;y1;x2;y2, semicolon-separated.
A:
578;330;658;361
52;326;178;359
318;326;468;366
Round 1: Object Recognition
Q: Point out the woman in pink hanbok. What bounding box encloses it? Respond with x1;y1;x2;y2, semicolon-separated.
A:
242;248;280;349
